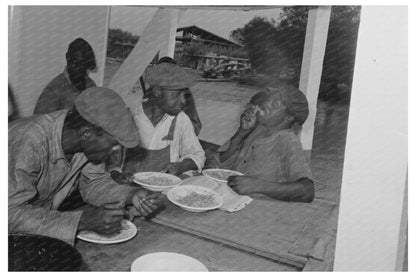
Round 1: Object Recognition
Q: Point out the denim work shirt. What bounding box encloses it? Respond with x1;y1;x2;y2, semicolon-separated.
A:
33;68;96;115
8;110;137;245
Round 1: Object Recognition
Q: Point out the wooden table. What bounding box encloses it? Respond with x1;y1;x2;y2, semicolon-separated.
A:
75;218;299;271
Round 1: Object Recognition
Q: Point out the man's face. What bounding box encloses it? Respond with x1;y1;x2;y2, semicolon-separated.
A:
81;128;120;165
249;92;288;127
67;50;90;80
156;88;186;116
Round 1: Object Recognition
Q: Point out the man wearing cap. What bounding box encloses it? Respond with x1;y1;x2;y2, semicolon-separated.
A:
33;38;97;115
118;62;205;177
209;85;314;203
9;87;162;245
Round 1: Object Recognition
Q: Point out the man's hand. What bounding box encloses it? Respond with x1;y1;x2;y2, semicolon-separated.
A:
227;175;257;195
78;202;125;236
128;189;163;218
162;159;197;176
111;171;134;186
240;105;258;130
162;162;183;176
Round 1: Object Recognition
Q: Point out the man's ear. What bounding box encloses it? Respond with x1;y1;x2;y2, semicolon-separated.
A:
284;114;295;123
80;126;91;141
152;87;162;97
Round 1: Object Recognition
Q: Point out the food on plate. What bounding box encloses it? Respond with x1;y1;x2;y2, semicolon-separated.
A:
205;170;239;181
176;191;217;208
137;176;177;187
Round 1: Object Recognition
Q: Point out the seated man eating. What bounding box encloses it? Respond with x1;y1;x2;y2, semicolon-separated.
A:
209;84;314;203
112;62;205;180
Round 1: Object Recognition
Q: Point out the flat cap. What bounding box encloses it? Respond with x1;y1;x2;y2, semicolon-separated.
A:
74;87;139;148
146;63;199;90
267;85;309;125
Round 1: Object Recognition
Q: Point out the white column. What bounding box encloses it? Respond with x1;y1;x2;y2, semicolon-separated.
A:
97;6;112;86
108;7;181;102
8;6;24;96
333;6;407;271
298;6;331;151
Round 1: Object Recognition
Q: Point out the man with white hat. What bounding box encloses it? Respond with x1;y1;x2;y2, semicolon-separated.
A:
9;87;162;245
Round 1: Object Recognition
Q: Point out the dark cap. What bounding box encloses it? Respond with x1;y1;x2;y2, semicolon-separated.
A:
266;85;309;125
74;87;139;148
67;38;96;70
146;63;199;90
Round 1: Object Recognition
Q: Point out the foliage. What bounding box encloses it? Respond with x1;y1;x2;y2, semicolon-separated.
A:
229;6;361;101
106;28;139;59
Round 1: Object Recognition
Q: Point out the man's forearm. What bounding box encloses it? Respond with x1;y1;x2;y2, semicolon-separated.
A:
249;178;315;203
220;128;252;162
179;159;198;173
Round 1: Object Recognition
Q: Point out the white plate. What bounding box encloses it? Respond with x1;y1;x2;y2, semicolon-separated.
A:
77;220;137;244
167;185;223;212
133;172;182;192
202;168;244;184
131;252;208;271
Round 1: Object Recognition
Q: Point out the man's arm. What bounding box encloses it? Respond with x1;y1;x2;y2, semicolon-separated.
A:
33;83;61;114
79;162;139;207
79;162;163;218
228;176;314;203
219;128;252;163
166;113;206;174
8;139;82;245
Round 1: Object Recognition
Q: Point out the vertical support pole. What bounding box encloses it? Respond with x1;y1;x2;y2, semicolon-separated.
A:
8;5;24;95
298;6;331;152
98;6;111;86
333;6;407;271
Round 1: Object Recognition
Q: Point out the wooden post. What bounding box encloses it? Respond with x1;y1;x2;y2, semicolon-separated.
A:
333;6;407;271
298;6;331;153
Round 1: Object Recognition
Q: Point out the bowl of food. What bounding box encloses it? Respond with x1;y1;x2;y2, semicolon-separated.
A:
133;172;182;191
167;185;223;212
202;169;244;184
131;252;208;271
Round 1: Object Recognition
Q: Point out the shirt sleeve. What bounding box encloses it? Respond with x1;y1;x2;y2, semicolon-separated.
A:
282;138;314;183
8;138;82;246
33;84;61;114
79;163;138;207
177;114;206;171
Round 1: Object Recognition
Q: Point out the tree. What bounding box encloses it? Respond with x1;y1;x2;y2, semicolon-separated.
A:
230;6;361;95
230;16;287;75
106;28;139;59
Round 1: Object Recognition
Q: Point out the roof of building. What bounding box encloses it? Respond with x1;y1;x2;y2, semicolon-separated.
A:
177;25;243;48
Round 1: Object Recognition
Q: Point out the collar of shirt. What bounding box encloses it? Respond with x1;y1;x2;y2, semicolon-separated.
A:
63;67;92;93
50;110;70;164
132;102;180;149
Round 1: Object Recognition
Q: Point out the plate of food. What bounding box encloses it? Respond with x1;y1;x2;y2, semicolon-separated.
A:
131;252;208;271
167;185;223;212
77;220;137;244
133;172;182;191
202;168;244;184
